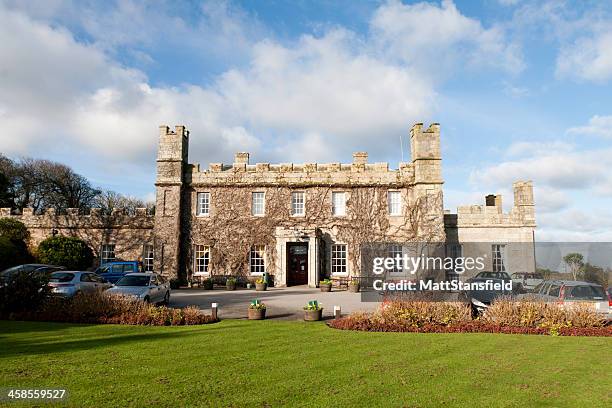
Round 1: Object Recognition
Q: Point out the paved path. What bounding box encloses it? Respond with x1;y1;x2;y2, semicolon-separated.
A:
168;285;380;320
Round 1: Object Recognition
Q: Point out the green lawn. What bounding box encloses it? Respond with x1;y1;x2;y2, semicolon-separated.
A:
0;320;610;408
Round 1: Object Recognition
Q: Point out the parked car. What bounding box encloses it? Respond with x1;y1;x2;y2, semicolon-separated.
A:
48;271;112;298
94;261;143;284
106;273;170;304
520;280;611;322
0;264;65;285
459;271;519;315
511;272;544;291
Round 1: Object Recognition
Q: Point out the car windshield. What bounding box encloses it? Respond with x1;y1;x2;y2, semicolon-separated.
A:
1;265;38;277
566;285;606;300
115;276;151;287
50;272;75;283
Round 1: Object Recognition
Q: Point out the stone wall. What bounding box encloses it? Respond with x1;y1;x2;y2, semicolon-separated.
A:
0;207;154;266
444;181;536;276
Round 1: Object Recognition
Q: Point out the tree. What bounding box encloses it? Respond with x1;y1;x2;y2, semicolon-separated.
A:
0;154;13;208
0;156;100;212
37;236;94;270
563;253;584;281
581;263;608;287
94;190;154;215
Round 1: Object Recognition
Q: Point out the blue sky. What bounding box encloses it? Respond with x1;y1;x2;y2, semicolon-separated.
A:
1;0;611;240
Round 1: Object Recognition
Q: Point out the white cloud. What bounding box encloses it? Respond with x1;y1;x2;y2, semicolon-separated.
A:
537;209;612;241
470;139;612;240
371;0;524;75
557;30;612;82
567;115;612;138
470;150;607;191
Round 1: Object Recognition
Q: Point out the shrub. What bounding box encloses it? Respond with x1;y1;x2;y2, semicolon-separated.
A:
0;218;29;242
0;218;32;270
328;299;609;336
226;277;237;284
18;291;217;326
481;298;605;330
37;235;94;270
202;278;213;290
0;269;51;316
320;279;332;285
170;278;182;289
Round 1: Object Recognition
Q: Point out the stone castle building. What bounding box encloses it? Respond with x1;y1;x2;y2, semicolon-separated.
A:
0;123;536;286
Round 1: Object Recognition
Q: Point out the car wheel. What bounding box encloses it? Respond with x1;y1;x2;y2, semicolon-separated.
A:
163;291;170;305
143;296;150;303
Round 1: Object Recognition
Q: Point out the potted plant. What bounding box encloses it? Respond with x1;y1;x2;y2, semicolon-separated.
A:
255;277;267;291
202;278;213;290
303;300;323;321
319;278;332;292
248;299;266;320
348;279;360;293
226;276;237;291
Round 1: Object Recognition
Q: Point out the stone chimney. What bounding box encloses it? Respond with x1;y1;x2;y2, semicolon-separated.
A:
352;152;368;165
485;194;502;213
234;152;250;165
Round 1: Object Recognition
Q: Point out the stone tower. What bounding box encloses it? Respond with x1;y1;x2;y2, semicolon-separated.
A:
154;125;189;277
410;123;442;186
409;122;445;241
513;180;535;225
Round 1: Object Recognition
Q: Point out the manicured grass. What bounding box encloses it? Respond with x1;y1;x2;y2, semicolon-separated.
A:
0;320;611;407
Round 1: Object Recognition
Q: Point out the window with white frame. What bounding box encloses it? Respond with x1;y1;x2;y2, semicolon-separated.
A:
388;244;403;273
291;191;305;216
388;191;401;216
100;244;115;264
252;192;265;216
492;244;506;272
196;192;210;216
143;244;154;272
194;245;210;275
250;245;266;274
332;192;346;216
331;244;347;275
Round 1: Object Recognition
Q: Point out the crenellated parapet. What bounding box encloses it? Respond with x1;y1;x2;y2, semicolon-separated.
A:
185;152;416;187
444;181;536;228
0;208;155;230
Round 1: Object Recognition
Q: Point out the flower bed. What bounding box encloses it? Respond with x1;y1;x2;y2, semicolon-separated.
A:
328;299;611;336
6;291;217;326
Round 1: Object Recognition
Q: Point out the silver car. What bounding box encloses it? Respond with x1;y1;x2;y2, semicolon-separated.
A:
520;280;611;322
106;273;170;304
49;271;112;297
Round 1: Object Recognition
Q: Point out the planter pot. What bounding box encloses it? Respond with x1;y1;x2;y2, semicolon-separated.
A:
320;283;332;292
248;308;266;320
255;282;267;291
304;309;323;321
226;282;237;291
348;284;360;293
